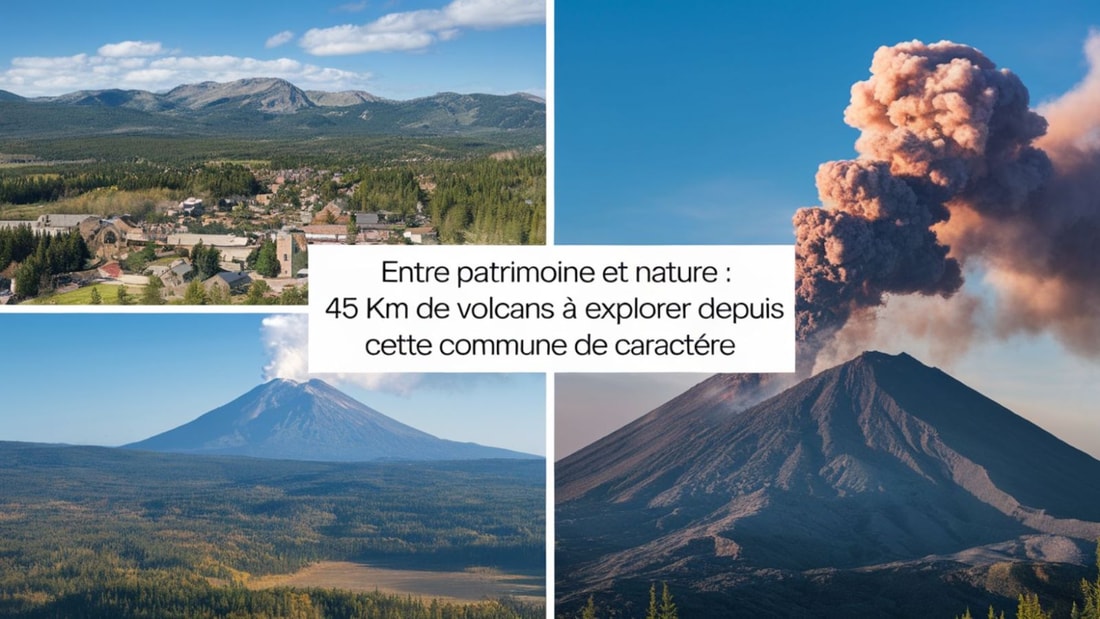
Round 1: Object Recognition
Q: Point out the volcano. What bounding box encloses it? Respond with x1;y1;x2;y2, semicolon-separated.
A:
557;352;1100;617
125;378;536;462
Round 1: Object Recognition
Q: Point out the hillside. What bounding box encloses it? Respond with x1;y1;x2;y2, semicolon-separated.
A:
0;77;544;140
557;352;1100;617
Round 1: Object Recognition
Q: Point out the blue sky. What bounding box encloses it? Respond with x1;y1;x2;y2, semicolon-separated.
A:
0;0;545;99
554;0;1100;459
0;314;545;456
557;0;1100;244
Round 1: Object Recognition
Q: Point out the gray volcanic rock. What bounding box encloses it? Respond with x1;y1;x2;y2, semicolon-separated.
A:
162;77;314;113
125;378;536;462
557;372;793;503
557;352;1100;616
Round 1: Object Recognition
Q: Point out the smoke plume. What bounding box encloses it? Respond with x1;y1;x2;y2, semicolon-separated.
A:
796;36;1100;368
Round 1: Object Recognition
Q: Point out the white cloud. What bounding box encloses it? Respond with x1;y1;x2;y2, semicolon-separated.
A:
265;30;295;49
97;41;165;58
301;0;544;55
0;41;372;96
301;28;436;55
368;10;449;34
443;0;545;28
262;315;310;383
259;314;507;396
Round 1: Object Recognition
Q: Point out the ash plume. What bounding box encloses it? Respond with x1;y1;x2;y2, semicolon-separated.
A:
796;36;1100;368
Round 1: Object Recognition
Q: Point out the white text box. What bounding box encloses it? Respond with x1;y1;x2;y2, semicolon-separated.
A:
308;245;795;373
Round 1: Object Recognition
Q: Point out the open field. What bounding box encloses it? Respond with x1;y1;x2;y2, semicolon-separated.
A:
0;187;175;219
25;283;139;305
25;283;139;304
250;562;545;604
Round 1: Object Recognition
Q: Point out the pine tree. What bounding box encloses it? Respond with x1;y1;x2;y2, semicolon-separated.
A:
13;256;42;297
1074;540;1100;619
183;279;206;305
89;286;101;305
141;276;164;305
581;595;597;619
659;582;677;619
646;583;658;619
116;286;131;305
207;282;231;305
253;240;280;278
345;212;358;245
191;240;221;280
246;279;272;305
1017;593;1051;619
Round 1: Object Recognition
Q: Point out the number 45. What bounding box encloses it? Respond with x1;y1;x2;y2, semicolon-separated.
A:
326;297;358;319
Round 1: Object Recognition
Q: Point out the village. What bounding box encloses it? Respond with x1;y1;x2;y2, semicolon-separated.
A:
0;167;439;305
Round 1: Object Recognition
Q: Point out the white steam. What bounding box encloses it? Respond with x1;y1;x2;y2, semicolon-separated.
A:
259;314;500;395
262;314;311;382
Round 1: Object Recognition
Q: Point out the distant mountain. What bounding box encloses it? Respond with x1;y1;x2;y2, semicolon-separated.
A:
306;89;388;107
0;78;544;140
39;88;176;112
125;378;537;462
557;352;1100;617
32;79;360;114
162;78;316;114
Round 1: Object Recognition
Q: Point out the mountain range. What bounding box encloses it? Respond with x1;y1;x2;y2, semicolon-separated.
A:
557;351;1100;617
125;378;537;462
0;77;544;139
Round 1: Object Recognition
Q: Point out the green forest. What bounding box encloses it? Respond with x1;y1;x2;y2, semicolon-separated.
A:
348;156;545;244
0;443;544;618
0;131;540;166
425;156;545;245
0;162;259;206
0;226;90;296
0;152;546;246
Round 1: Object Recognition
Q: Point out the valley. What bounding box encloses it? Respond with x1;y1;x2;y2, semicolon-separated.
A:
0;441;544;618
0;77;547;304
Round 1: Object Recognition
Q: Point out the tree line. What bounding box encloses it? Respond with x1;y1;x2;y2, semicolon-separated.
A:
0;226;90;297
346;154;545;245
0;162;257;205
576;582;678;619
3;577;543;618
956;543;1100;619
